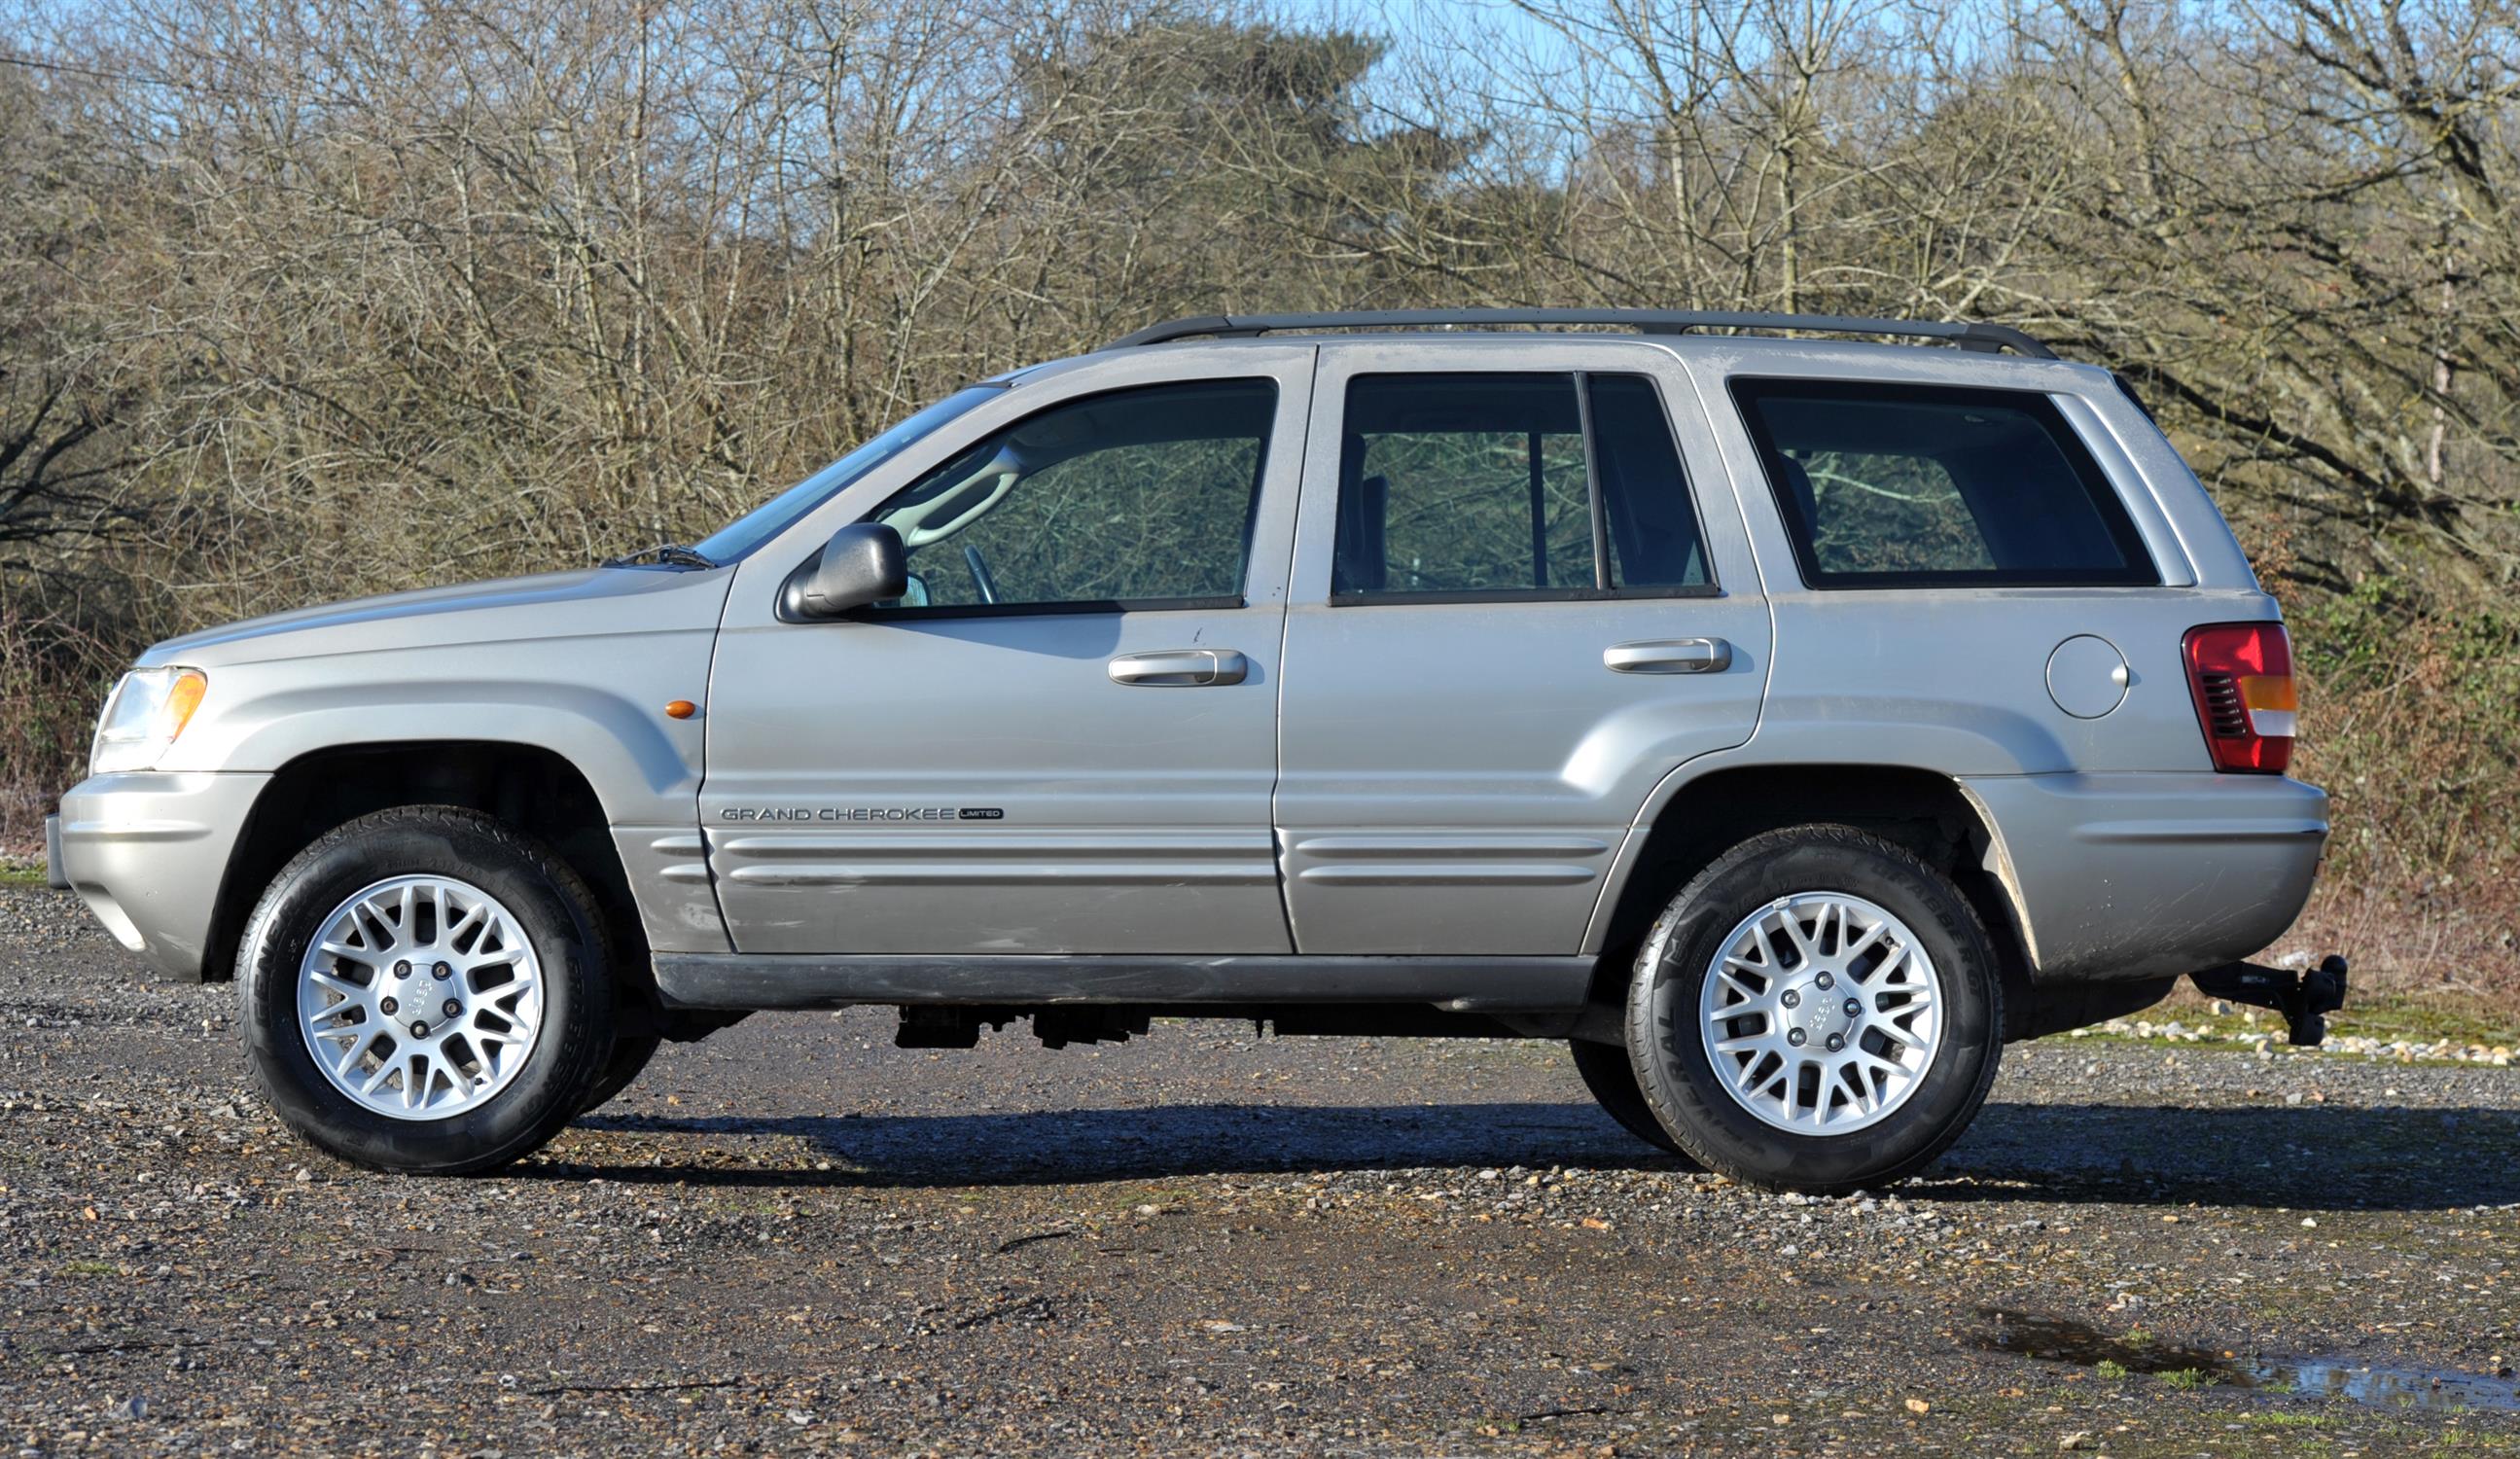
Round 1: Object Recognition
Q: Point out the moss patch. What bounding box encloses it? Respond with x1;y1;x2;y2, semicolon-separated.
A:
2094;989;2517;1053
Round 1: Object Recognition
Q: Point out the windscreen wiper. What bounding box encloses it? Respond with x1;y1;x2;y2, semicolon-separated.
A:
602;542;719;570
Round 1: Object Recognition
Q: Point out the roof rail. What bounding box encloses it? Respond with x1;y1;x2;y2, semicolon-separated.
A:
1100;308;2056;359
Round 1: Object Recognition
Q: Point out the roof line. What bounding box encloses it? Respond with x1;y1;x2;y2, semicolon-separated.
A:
1098;308;2055;360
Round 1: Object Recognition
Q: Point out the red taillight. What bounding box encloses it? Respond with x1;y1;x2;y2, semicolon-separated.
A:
2183;623;2296;773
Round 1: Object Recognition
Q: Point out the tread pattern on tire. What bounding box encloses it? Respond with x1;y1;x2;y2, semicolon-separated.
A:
580;1034;663;1114
1568;1038;1687;1157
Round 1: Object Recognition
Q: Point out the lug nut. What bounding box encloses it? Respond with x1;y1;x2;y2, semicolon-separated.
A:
443;999;461;1018
1826;1033;1845;1052
394;960;411;979
1787;1028;1807;1047
1781;989;1800;1009
1815;971;1834;989
432;962;452;980
408;1019;430;1038
379;997;399;1015
1844;998;1863;1018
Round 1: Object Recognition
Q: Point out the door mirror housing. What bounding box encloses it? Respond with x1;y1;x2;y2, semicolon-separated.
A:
781;522;908;621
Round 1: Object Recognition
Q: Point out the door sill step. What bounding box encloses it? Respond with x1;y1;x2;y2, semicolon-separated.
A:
651;952;1594;1014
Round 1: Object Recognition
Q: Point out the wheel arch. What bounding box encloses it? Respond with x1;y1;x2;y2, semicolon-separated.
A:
1584;761;2041;1039
202;741;647;999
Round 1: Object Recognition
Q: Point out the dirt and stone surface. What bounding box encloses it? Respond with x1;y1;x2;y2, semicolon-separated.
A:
1;884;2514;1456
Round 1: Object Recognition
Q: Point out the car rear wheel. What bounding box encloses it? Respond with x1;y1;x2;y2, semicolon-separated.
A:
1623;825;2002;1194
238;805;614;1174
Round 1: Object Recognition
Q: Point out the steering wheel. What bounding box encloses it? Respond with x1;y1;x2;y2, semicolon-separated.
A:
963;544;1001;606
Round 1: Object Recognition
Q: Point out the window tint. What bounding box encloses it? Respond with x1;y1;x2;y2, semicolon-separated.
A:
1729;379;2155;587
1332;373;1710;599
1336;374;1594;595
868;380;1274;611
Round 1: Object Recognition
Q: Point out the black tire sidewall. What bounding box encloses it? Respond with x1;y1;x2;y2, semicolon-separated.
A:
239;806;613;1174
1627;828;2001;1193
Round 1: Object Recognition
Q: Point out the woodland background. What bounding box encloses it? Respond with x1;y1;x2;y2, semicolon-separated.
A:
3;0;2514;1003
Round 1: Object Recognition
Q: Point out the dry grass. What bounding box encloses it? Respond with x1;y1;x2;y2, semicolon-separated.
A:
2271;587;2520;1018
0;603;116;851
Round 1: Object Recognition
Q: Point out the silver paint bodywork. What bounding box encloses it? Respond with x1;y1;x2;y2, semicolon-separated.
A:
1275;338;1771;955
54;331;2328;1006
700;345;1313;954
58;566;730;976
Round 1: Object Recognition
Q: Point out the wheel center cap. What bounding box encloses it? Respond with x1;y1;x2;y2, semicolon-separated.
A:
1790;976;1856;1042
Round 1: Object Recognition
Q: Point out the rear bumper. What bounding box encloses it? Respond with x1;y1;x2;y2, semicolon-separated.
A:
53;770;269;981
1960;772;2328;983
44;814;68;889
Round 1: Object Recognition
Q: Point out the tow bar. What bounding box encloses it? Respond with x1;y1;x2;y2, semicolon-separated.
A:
2190;955;2350;1047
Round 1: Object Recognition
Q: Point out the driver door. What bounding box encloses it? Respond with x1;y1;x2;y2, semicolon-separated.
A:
701;348;1312;954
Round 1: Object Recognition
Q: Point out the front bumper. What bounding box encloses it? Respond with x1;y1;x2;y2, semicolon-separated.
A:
53;770;270;981
1961;772;2328;983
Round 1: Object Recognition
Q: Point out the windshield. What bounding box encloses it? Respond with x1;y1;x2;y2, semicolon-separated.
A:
691;385;1005;563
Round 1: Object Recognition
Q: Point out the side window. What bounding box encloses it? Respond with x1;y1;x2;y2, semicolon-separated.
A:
1333;373;1711;599
1591;374;1710;590
869;379;1275;612
1335;374;1593;595
1729;379;2157;587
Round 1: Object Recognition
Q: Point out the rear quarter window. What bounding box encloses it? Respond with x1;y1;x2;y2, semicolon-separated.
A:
1729;378;2157;588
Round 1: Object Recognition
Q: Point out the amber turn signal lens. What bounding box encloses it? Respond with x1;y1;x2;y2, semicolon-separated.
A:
163;670;208;736
664;699;697;721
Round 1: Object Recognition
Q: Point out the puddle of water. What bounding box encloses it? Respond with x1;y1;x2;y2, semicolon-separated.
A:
1976;1309;2520;1413
1979;1309;2231;1377
2252;1355;2520;1412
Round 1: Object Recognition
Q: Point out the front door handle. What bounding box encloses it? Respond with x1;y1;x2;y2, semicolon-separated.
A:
1108;649;1249;687
1605;637;1733;675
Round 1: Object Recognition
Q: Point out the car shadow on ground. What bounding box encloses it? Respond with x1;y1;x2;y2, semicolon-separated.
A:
552;1099;2520;1209
1929;1100;2520;1209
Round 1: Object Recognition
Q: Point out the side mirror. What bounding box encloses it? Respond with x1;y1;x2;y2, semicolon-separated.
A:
780;522;908;621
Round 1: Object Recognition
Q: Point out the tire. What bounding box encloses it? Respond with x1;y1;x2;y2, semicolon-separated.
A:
238;805;615;1175
579;1034;663;1114
1567;1039;1690;1158
1624;825;2002;1195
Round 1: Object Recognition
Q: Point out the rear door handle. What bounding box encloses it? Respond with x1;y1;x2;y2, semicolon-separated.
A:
1108;649;1249;687
1605;637;1732;675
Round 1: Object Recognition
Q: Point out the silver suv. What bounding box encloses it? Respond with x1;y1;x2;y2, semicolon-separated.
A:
45;309;2341;1192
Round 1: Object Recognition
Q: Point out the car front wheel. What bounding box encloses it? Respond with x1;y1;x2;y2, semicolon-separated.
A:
238;805;615;1175
1623;825;2002;1194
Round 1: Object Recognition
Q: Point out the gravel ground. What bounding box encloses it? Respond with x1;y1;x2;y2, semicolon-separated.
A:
2;884;2515;1456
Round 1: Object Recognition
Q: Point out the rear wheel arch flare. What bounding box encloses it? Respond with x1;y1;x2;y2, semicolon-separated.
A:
1590;763;2034;1028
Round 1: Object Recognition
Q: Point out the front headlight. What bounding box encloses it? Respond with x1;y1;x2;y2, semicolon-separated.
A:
89;667;208;775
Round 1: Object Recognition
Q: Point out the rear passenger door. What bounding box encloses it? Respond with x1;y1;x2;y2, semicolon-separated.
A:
1274;341;1771;955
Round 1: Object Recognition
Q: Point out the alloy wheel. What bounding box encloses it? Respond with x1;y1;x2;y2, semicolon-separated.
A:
1697;891;1944;1134
295;874;546;1121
